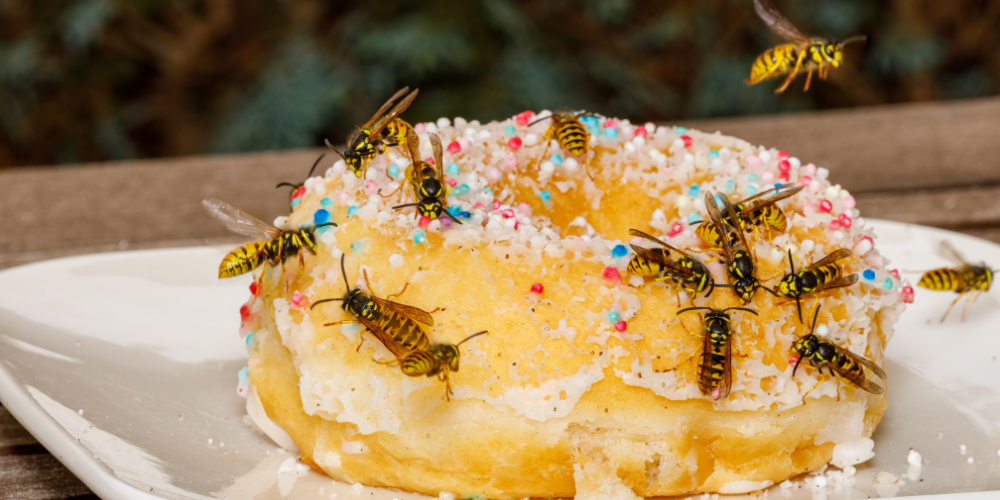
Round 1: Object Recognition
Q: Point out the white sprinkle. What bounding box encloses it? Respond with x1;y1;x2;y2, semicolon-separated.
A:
438;492;456;500
632;136;645;147
273;216;289;229
208;439;213;445
789;157;801;169
624;141;636;153
817;167;830;179
425;122;438;134
875;471;898;484
476;129;492;140
564;157;579;172
436;117;450;128
907;449;922;466
816;325;830;337
967;457;974;464
523;133;539;147
388;254;404;269
676;195;691;210
960;444;967;455
672;138;685;148
453;117;466;128
464;127;477;137
351;483;364;496
77;409;84;416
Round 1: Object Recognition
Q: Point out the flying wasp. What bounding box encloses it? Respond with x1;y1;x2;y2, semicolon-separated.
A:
530;109;595;180
918;240;994;322
627;228;716;306
202;198;337;301
391;131;463;225
771;248;859;324
746;0;867;94
704;192;776;304
276;153;325;209
311;255;486;399
791;306;886;403
325;87;419;179
695;184;803;249
677;306;758;400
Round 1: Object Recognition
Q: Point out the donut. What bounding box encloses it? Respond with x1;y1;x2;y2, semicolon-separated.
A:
236;111;908;498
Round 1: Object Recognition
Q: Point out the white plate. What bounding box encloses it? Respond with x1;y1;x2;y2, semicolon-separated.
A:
0;220;997;500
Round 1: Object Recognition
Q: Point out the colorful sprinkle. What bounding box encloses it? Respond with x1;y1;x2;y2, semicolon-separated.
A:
473;203;485;210
290;199;301;209
708;150;719;159
777;150;789;161
492;200;502;210
445;178;458;187
688;184;701;197
501;209;515;219
843;196;856;209
320;197;333;208
603;128;618;138
889;269;900;279
881;277;893;290
614;320;628;332
746;185;758;196
688;212;702;223
778;159;791;172
239;304;250;321
413;122;425;133
290;292;307;308
675;126;688;134
350;240;364;253
455;184;470;195
611;244;628;258
238;366;248;384
313;209;331;225
245;332;257;349
668;223;683;237
748;173;759;183
447;141;461;154
550;154;564;166
601;266;621;283
419;216;432;228
347;206;358;217
829;220;841;231
901;285;915;303
439;217;452;230
249;282;259;296
530;283;544;294
539;190;551;201
680;135;693;148
504;153;518;168
634;127;647;137
725;179;735;194
606;311;621;323
446;163;460;176
508;137;522;151
413;230;427;245
714;195;724;208
838;213;852;228
504;125;516;136
862;269;876;282
818;200;833;213
515;111;535;126
801;176;812;185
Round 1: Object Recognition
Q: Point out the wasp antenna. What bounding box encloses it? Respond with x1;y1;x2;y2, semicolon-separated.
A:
527;115;553;127
310;298;344;310
457;330;489;346
724;307;759;316
275;182;298;189
444;212;464;225
808;305;822;335
340;253;350;290
762;286;781;297
677;306;713;315
842;35;867;46
307;153;326;179
791;353;805;377
392;203;419;209
787;248;795;275
314;222;338;229
796;298;804;324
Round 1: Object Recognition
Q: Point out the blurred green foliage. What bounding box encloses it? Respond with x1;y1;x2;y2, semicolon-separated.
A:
0;0;997;167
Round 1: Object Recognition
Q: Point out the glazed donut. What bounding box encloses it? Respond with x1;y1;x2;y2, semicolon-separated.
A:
238;111;906;498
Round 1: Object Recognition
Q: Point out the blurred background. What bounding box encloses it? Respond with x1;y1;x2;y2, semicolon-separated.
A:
1;0;998;169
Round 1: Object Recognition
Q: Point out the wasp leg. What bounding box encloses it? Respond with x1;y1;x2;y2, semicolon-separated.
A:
535;130;553;173
941;291;967;323
961;290;979;322
803;68;814;91
704;257;720;264
249;262;269;310
362;269;378;297
582;152;595;181
385;282;411;302
776;51;808;94
801;372;825;404
834;374;842;402
375;358;400;367
381;179;407;199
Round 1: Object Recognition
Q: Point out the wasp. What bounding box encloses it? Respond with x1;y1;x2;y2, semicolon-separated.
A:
771;248;859;324
203;198;337;296
311;255;486;399
791;306;886;403
627;229;716;306
695;184;803;249
391;131;463;225
918;240;994;322
704;192;775;304
530;109;594;180
325;87;419;179
275;153;325;209
745;0;866;94
677;306;758;400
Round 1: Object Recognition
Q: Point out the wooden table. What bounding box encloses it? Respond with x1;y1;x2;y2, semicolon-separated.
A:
1;97;998;498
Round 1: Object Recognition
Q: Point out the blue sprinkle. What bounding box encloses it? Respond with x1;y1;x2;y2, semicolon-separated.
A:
747;185;758;196
290;198;301;209
881;277;893;290
455;184;469;195
550;154;564;166
714;195;724;207
483;187;494;196
688;212;702;223
606;311;621;323
725;180;735;193
350;240;364;253
688;184;700;197
708;150;719;159
581;116;599;127
862;269;876;282
748;173;759;182
413;230;427;244
347;206;358;217
448;205;463;217
675;126;688;134
313;209;331;225
387;164;400;178
447;163;461;176
539;190;551;201
238;366;248;385
320;197;333;208
611;244;628;258
504;125;516;136
245;332;257;349
603;128;618;138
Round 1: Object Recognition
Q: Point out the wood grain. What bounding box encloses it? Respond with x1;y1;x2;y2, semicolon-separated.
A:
0;406;98;500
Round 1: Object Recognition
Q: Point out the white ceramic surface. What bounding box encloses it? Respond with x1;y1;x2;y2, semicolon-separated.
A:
0;220;997;500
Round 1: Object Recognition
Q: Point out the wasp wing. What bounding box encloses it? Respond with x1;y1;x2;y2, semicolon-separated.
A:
828;346;886;394
351;314;412;360
705;192;739;263
716;193;752;254
368;88;419;136
738;184;804;215
753;0;809;42
430;133;444;181
937;239;971;267
628;245;694;277
202;198;281;240
360;87;411;131
811;273;859;294
628;229;689;256
807;248;853;270
719;334;733;400
369;296;435;327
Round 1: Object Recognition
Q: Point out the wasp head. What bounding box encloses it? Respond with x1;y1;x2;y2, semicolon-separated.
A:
417;198;445;220
430;344;461;373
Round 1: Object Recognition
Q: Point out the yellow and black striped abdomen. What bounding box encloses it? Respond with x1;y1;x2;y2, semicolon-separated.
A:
627;251;669;277
748;44;799;83
695;223;723;250
700;329;730;392
375;310;430;354
555;120;588;157
760;205;788;232
811;263;843;286
219;241;268;278
400;350;438;377
832;349;863;379
919;268;963;292
382;119;411;148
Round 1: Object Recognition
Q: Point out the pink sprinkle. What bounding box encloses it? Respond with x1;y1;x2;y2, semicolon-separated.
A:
779;171;790;182
290;292;307;308
249;282;259;296
614;320;627;332
746;155;763;169
507;137;522;151
901;286;915;304
778;159;791;172
843;196;856;209
504;152;518;169
419;216;432;228
634;127;647;137
413;122;425;133
819;199;833;213
530;283;544;294
240;304;250;320
492;200;502;210
364;180;379;195
711;386;722;400
803;202;817;213
838;213;852;228
801;175;812;185
292;186;306;199
602;267;621;284
762;171;774;182
439;217;452;230
447;141;461;154
809;180;822;192
514;221;519;230
515;111;535;126
789;354;801;365
517;203;532;217
337;191;350;204
473;203;485;210
777;150;789;161
445;178;457;187
501;209;515;219
486;167;502;182
829;220;841;231
668;223;683;237
889;269;900;279
680;135;693;148
805;163;817;174
458;138;471;150
603;120;617;128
